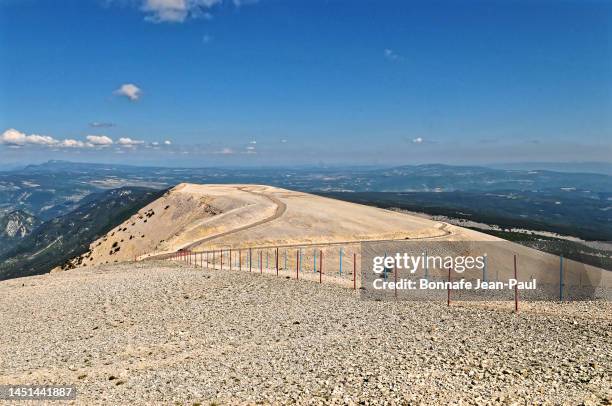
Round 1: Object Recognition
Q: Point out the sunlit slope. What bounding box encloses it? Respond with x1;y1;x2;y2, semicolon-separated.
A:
69;183;452;267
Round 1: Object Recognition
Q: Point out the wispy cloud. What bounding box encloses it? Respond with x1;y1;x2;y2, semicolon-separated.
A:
114;83;142;101
412;137;423;144
89;121;116;128
202;34;213;44
384;48;401;61
139;0;256;23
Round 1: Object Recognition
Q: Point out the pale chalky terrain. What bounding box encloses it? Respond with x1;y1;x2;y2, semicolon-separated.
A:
1;261;610;405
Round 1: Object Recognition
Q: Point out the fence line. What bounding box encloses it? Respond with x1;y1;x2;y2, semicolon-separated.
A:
142;240;610;306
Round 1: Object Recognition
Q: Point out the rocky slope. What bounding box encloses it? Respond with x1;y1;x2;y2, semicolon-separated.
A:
0;187;163;280
0;261;609;405
0;210;42;255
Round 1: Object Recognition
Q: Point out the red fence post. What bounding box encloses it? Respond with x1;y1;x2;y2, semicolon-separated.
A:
447;267;451;306
514;254;519;313
394;265;398;299
353;252;357;290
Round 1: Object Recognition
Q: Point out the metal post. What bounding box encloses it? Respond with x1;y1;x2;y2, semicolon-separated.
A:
313;249;317;273
559;255;564;302
394;265;397;299
514;254;518;313
319;250;323;284
339;248;343;275
353;252;357;290
483;254;487;282
447;267;451;306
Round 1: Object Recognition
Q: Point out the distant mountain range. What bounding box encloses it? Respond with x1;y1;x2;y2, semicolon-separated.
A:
0;160;610;280
491;162;612;176
2;160;611;217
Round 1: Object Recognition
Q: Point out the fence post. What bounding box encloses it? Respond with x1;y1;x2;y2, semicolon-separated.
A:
314;249;317;273
514;254;518;313
339;248;343;275
296;249;299;280
260;251;263;274
394;265;397;299
353;252;357;290
559;255;564;302
239;249;242;271
483;253;487;282
319;250;323;284
276;247;279;276
229;249;232;271
447;267;451;306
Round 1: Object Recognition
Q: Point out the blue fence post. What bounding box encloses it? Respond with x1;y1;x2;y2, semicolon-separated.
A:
559;255;564;302
299;248;303;273
339;247;343;275
383;252;388;281
314;249;317;273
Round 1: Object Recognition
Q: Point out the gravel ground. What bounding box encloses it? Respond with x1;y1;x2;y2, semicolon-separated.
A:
0;261;610;405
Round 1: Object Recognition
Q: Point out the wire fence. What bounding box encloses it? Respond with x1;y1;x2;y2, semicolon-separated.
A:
145;239;612;309
160;242;361;290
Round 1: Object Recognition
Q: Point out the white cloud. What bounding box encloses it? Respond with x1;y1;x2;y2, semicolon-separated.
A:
164;140;172;145
384;48;401;61
0;128;60;146
280;139;287;143
412;137;423;144
142;0;222;23
60;139;87;148
114;83;142;101
218;147;235;154
152;141;160;146
117;137;145;146
86;135;114;146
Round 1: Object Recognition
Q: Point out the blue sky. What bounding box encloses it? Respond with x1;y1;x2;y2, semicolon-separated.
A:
1;0;611;166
